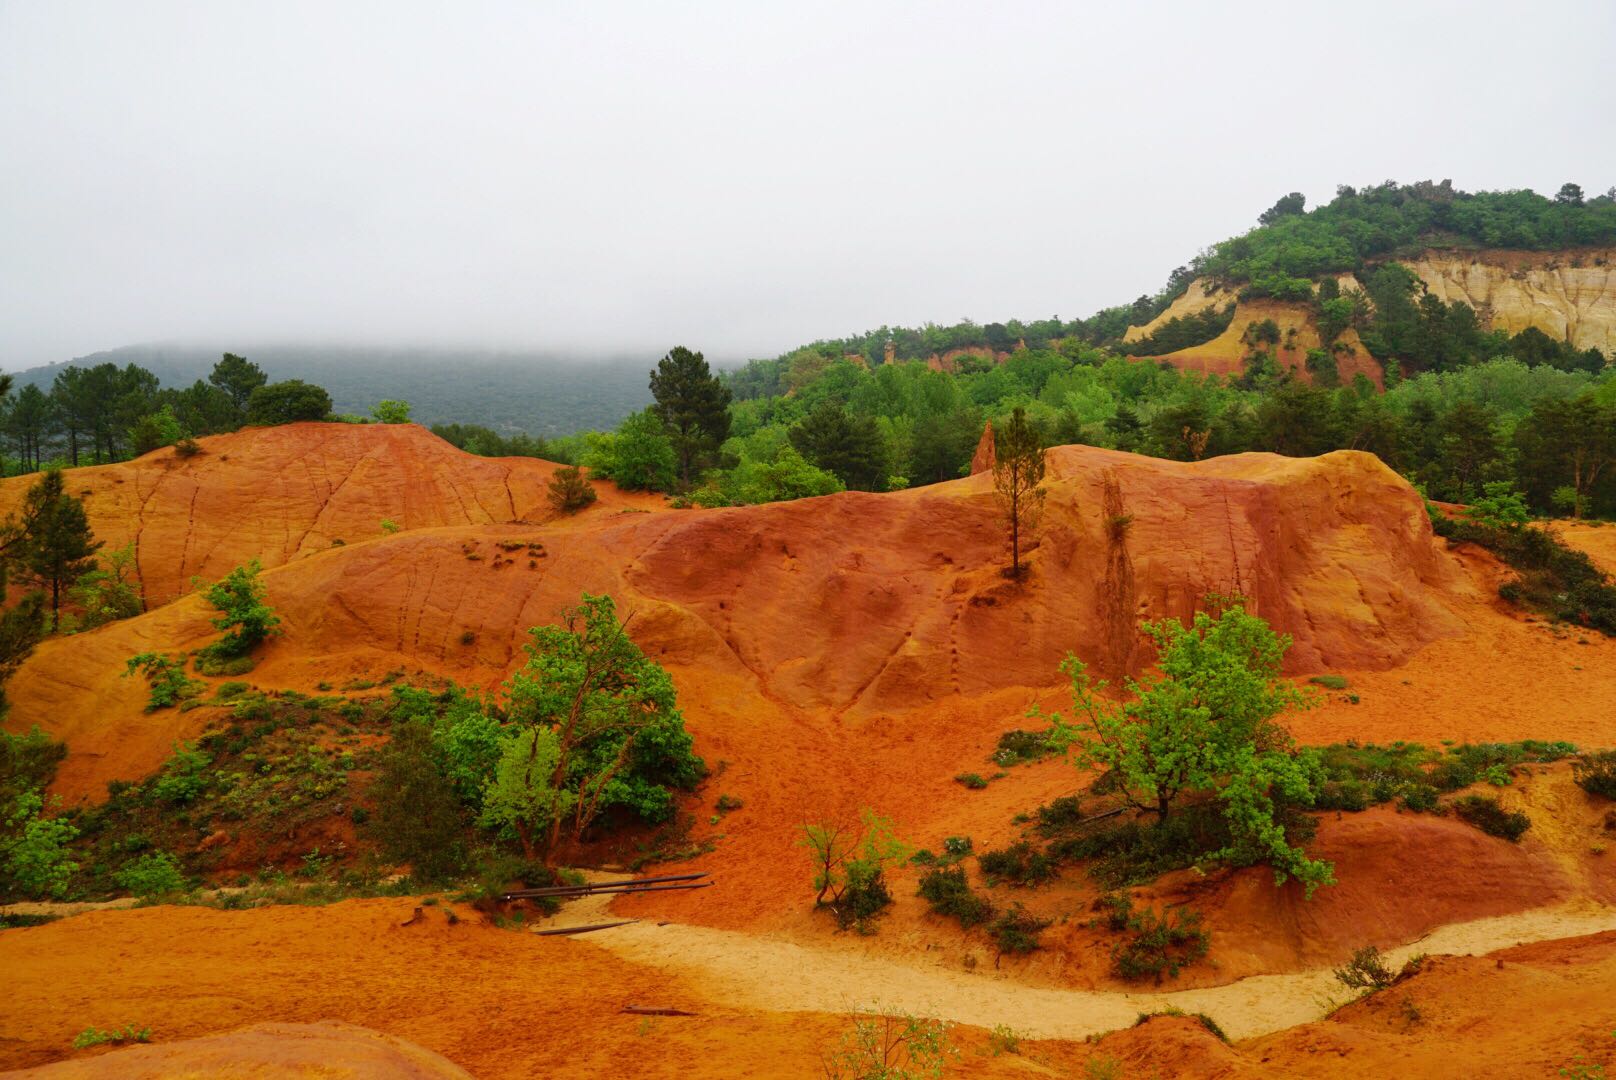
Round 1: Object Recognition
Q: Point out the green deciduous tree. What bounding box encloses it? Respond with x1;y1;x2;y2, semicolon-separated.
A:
992;406;1046;579
500;593;702;860
649;346;732;489
69;544;143;627
244;380;332;426
371;399;412;424
201;561;280;657
1;790;79;900
1061;602;1333;896
583;409;678;492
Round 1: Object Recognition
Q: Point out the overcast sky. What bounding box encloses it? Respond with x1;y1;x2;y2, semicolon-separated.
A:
3;0;1614;371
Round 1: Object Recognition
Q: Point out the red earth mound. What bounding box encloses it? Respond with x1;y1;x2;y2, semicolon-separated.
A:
8;443;1470;802
0;422;657;608
2;1021;473;1079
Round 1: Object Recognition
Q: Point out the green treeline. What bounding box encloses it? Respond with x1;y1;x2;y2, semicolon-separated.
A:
0;354;338;473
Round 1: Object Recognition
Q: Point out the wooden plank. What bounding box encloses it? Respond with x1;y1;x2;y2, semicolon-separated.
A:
532;919;637;936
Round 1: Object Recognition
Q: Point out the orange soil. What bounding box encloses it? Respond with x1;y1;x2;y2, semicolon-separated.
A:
5;424;1616;1076
4;899;1614;1079
1553;520;1616;577
0;898;1079;1079
0;423;659;608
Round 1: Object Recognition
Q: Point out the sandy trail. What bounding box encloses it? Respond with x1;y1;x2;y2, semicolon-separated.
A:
543;894;1616;1041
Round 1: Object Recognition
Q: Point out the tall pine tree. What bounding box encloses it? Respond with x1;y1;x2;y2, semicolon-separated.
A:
993;407;1046;580
15;471;102;628
648;346;731;490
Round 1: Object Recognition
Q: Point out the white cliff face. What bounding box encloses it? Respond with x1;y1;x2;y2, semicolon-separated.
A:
1403;249;1616;352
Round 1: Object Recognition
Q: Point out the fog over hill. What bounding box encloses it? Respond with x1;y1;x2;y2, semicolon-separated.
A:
12;345;658;437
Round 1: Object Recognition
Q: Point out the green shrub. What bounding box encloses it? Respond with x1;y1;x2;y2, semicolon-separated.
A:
1133;1007;1227;1042
916;865;994;928
72;1025;151;1049
1033;795;1086;834
1573;751;1616;800
114;851;186;900
992;728;1064;767
978;841;1057;886
1309;675;1350;690
1332;944;1396;990
954;772;988;789
1107;895;1210;982
367;722;469;883
200;561;280;658
1453;795;1531;841
1;790;79;900
194;651;255;676
987;902;1050;956
124;653;202;711
803;810;910;933
150;742;211;805
715;793;743;814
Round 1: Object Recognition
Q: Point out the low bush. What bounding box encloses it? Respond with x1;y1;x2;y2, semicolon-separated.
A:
992;727;1064;767
72;1025;151;1049
1033;795;1085;834
1452;795;1531;841
113;851;186;900
124;653;202;711
1309;675;1349;690
803;810;909;933
194;651;255;677
987;902;1050;956
954;772;988;790
1103;893;1210;982
916;865;994;927
1574;751;1616;800
1332;944;1425;992
978;841;1057;886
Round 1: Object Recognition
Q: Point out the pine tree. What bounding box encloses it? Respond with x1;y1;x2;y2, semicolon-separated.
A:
788;400;888;491
648;346;732;490
993;407;1046;580
209;353;268;421
15;471;102;628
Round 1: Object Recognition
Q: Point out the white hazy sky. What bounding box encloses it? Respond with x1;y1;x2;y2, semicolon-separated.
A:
3;0;1614;370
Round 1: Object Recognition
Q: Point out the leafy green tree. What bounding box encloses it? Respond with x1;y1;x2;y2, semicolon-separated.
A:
112;850;186;900
1468;482;1530;530
201;561;280;657
209;353;268;420
789;400;888;491
1436;402;1508;500
129;404;184;456
1061;602;1333;896
649;346;732;489
14;470;102;628
992;407;1046;579
1513;395;1616;517
1;790;79;900
1258;191;1306;225
69;544;143;627
477;726;571;858
244;380;332;425
371;399;412;424
499;593;702;860
584;409;678;492
694;446;843;506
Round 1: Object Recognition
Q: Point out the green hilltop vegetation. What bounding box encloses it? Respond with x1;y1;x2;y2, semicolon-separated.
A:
1;181;1612;527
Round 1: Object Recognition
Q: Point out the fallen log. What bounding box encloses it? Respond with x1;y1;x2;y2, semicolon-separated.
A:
533;919;637;936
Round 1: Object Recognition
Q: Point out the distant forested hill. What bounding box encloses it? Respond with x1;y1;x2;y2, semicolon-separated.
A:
12;345;655;437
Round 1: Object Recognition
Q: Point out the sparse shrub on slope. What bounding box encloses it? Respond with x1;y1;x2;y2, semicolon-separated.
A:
802;809;910;933
545;465;597;513
124;653;202;711
199;561;280;660
1574;751;1616;800
915;865;994;928
987;902;1051;958
1101;892;1211;982
820;1007;955;1080
1453;795;1531;841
